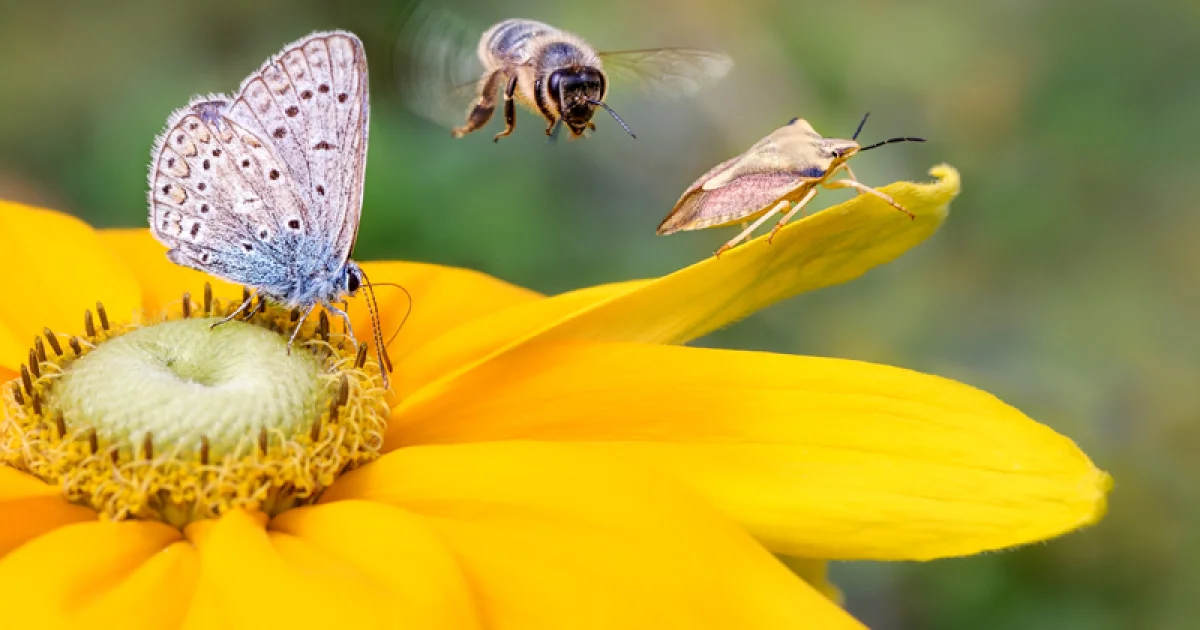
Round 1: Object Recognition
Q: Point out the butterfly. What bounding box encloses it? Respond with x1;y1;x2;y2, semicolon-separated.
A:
147;30;392;386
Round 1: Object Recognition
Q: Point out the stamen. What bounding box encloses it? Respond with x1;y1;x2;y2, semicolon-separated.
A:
258;427;268;455
182;292;192;318
69;337;82;356
30;392;41;416
19;365;32;397
28;350;40;379
199;435;210;465
318;310;330;341
11;382;23;407
97;301;110;332
355;344;368;369
87;429;99;455
203;282;214;316
34;337;47;363
44;328;63;356
143;432;154;460
84;309;96;338
54;410;66;438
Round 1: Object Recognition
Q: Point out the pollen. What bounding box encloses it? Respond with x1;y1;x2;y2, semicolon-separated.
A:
0;285;390;528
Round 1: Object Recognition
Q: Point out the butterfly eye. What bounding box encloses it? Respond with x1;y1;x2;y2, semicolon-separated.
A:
346;269;362;294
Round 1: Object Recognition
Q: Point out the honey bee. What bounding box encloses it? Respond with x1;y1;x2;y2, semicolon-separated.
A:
397;9;733;141
657;113;926;256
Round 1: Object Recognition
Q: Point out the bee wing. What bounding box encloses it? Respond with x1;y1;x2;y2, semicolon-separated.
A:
393;2;490;130
598;48;733;99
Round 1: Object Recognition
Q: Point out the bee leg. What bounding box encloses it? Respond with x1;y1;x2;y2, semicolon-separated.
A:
493;75;519;142
586;121;596;132
715;199;789;257
823;178;914;219
452;71;506;139
767;188;819;243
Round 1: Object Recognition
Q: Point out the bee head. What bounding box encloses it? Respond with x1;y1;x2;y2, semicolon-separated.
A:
547;67;606;135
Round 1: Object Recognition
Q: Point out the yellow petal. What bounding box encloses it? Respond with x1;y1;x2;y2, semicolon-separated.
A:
271;501;480;629
778;557;843;605
98;229;242;317
347;261;542;364
391;341;1109;560
0;202;141;372
324;441;863;629
0;467;96;555
403;167;958;403
0;520;194;629
187;508;427;629
397;280;648;398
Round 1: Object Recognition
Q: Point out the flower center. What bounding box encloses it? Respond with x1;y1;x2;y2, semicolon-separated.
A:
0;286;390;528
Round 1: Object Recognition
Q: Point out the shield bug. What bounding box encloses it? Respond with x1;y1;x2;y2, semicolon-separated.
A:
656;113;925;256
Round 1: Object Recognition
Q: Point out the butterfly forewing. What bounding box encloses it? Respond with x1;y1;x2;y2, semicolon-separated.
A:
148;31;369;301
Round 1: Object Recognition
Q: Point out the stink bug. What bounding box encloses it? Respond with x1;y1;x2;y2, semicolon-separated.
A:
656;113;925;256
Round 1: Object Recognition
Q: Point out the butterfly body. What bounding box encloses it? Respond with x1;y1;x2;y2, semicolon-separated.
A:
148;31;389;383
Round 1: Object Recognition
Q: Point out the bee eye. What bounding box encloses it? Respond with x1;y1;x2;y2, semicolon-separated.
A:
547;70;565;97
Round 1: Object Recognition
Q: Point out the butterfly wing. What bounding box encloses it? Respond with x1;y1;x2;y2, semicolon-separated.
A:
148;31;368;299
598;48;733;100
226;31;369;264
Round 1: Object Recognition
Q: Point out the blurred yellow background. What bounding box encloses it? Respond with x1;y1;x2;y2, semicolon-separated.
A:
1;0;1196;627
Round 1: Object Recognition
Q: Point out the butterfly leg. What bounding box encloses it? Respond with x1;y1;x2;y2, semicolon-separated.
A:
211;290;257;330
768;187;820;244
823;178;914;219
452;71;506;139
493;75;519;142
285;305;318;356
326;303;357;345
715;199;789;257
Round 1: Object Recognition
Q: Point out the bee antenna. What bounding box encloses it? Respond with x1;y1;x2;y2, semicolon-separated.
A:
586;99;636;139
859;136;927;152
851;112;870;141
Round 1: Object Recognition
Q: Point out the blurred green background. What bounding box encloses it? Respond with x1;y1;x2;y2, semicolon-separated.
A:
1;0;1196;627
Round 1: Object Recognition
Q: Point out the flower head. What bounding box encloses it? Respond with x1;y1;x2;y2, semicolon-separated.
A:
0;166;1110;628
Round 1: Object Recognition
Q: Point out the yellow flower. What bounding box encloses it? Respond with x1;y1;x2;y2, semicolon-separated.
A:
0;165;1109;629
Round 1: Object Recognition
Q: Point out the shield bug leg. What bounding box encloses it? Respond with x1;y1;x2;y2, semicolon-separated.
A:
823;178;915;219
716;198;790;257
492;75;520;142
768;187;820;244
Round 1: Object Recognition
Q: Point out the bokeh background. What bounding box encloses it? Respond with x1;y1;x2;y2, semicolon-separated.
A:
1;0;1195;627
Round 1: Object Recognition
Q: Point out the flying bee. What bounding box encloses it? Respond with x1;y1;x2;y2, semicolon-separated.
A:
656;113;926;256
396;9;733;142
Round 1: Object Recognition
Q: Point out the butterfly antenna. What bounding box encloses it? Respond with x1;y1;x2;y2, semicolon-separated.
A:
368;281;415;348
859;136;927;151
358;269;394;387
851;112;871;141
586;99;636;138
